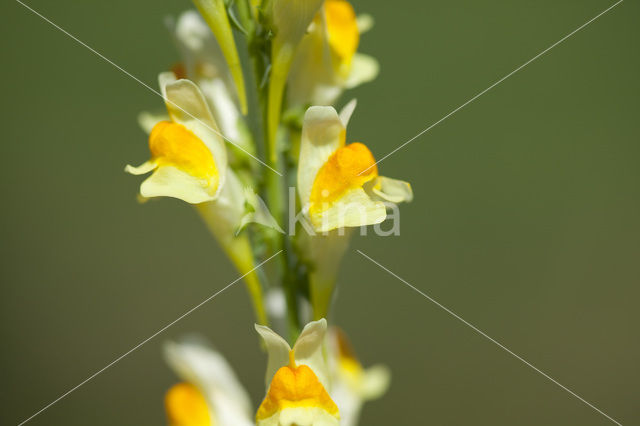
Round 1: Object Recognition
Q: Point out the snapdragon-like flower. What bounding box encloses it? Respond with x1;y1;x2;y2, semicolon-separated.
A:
288;0;379;108
298;101;413;232
328;328;390;426
255;319;339;426
126;73;267;324
126;73;228;204
296;101;413;318
164;337;254;426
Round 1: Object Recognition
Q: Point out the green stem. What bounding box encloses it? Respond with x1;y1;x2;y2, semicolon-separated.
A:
248;24;301;340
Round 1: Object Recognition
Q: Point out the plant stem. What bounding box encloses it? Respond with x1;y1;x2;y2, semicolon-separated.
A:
248;23;301;341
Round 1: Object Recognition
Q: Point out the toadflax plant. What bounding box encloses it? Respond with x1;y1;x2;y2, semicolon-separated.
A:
125;1;412;424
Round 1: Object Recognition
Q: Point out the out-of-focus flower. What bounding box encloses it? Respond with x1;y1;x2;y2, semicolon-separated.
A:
164;337;254;426
266;0;325;160
288;0;379;108
296;101;412;318
126;73;267;324
255;319;339;425
328;328;390;426
192;0;248;114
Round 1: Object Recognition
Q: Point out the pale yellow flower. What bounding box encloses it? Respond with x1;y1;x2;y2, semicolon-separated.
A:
126;73;267;324
328;328;390;426
164;337;254;426
288;0;379;107
296;101;412;318
255;319;339;426
297;101;413;233
126;73;228;204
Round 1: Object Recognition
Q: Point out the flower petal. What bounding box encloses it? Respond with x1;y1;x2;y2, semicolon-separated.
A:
164;337;254;425
344;53;379;89
356;13;374;34
292;319;329;388
310;187;386;232
297;106;346;206
139;165;216;204
255;324;292;389
370;176;413;203
124;160;156;175
137;110;169;134
160;75;228;185
339;99;357;127
359;365;391;400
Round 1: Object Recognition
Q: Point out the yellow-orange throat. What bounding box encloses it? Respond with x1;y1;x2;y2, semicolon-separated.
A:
149;121;219;183
310;142;378;215
256;352;339;421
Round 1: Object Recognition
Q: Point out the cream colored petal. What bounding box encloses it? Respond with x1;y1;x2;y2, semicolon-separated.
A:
344;53;379;89
370;176;413;203
292;319;329;388
164;338;252;413
359;365;391;400
356;14;374;34
124;160;156;175
137;110;169;134
339;99;357;127
310;188;386;233
271;0;324;48
258;406;340;426
255;324;292;389
139;165;216;204
297;106;345;205
162;77;228;183
199;78;241;142
158;71;177;98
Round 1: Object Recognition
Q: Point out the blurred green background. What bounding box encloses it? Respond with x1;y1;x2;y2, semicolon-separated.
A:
1;0;638;424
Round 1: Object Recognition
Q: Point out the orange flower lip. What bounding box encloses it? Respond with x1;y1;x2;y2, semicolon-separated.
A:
256;361;339;421
149;120;219;183
309;142;378;216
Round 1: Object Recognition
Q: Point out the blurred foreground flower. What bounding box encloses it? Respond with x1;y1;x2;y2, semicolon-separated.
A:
165;337;254;426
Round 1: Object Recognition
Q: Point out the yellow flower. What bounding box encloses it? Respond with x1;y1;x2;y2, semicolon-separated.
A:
164;337;254;426
328;328;390;426
255;319;339;426
126;73;267;324
297;101;413;233
288;0;379;107
126;73;228;204
296;101;412;319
